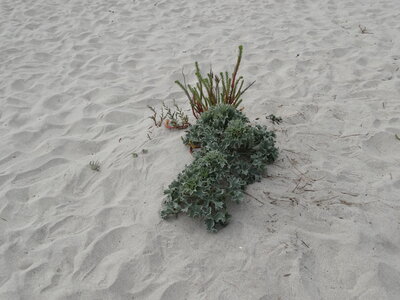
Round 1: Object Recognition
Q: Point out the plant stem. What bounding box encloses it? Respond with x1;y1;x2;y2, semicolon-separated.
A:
230;45;243;103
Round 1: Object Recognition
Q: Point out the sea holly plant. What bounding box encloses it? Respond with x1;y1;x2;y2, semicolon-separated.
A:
175;45;255;119
161;104;278;232
158;47;278;231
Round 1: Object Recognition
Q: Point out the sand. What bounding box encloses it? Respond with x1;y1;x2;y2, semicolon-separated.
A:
1;0;400;299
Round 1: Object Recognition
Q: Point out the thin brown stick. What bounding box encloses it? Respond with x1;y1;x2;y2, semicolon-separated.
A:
244;191;265;205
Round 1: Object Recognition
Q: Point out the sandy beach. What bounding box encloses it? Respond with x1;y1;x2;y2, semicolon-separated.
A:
1;0;400;299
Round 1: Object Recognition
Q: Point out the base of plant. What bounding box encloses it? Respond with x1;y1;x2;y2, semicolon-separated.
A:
164;119;190;130
188;143;201;154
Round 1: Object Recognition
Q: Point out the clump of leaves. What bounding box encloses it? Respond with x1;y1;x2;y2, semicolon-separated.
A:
89;160;100;172
161;150;240;231
148;101;189;129
175;46;255;119
161;104;278;231
266;114;282;124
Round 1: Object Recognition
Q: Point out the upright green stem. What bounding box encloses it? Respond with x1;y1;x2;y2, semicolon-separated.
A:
229;45;243;103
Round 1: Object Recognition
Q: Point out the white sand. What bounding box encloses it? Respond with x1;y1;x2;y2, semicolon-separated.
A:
1;0;400;299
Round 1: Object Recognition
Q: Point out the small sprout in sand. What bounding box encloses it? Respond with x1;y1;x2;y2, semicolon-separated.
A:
148;102;189;129
132;152;138;158
266;114;283;125
148;105;166;127
359;25;371;34
89;160;101;172
142;149;148;154
395;134;400;141
163;101;190;129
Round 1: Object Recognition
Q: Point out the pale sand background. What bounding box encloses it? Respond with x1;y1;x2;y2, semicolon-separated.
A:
1;0;400;299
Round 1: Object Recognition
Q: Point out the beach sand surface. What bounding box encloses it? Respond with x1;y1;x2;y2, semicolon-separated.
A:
1;0;400;299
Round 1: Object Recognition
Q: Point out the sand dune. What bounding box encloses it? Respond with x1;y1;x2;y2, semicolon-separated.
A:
1;0;400;299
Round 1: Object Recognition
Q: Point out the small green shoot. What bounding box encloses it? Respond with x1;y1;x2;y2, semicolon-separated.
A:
148;105;166;127
89;160;100;172
359;25;371;34
266;114;282;125
163;101;190;128
148;102;190;129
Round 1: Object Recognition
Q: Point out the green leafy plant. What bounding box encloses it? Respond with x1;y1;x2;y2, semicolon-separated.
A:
175;46;255;119
161;104;278;231
161;150;239;231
